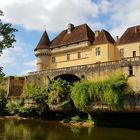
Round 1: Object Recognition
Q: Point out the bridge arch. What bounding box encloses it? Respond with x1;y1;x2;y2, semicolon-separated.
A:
53;74;80;83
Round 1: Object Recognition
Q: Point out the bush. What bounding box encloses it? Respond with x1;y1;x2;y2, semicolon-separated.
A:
22;83;48;116
0;91;7;114
6;99;22;115
71;81;90;111
47;78;71;105
71;74;127;111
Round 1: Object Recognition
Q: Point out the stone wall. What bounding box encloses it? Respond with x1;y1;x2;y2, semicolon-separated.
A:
7;76;25;97
86;94;140;112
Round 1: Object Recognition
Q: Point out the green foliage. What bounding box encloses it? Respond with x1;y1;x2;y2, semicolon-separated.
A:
22;83;48;115
71;81;90;111
0;91;7;114
47;78;71;105
71;74;127;111
0;10;17;55
0;67;5;77
22;83;48;102
101;74;127;109
6;99;22;115
70;115;81;122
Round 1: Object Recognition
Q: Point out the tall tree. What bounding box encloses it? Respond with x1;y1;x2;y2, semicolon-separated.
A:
0;10;17;76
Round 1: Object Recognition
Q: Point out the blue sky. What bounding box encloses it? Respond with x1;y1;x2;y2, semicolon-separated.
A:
0;0;140;76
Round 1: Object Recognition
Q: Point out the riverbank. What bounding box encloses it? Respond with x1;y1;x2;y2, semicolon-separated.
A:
0;115;29;120
1;111;140;129
60;121;94;127
0;115;94;127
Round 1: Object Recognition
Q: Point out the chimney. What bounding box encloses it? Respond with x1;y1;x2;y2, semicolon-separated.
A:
67;23;74;34
116;36;119;41
134;27;139;33
95;30;100;38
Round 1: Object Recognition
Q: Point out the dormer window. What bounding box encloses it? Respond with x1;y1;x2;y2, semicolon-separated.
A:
135;27;139;33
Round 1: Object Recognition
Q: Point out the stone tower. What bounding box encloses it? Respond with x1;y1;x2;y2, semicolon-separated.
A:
34;31;51;71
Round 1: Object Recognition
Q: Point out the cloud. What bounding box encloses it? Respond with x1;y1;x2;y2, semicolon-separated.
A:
1;0;140;37
0;41;24;67
22;60;36;75
108;0;140;36
0;39;35;76
1;0;99;32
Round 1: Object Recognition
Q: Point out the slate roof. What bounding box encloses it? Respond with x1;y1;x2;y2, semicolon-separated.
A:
50;24;94;48
35;24;116;51
94;29;115;45
34;31;50;51
116;25;140;45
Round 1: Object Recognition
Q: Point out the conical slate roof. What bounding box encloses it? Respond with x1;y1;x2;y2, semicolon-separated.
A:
34;31;50;51
94;29;115;45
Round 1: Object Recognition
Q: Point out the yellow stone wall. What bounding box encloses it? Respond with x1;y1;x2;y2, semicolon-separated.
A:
34;40;140;92
84;65;140;92
117;41;140;58
46;43;118;69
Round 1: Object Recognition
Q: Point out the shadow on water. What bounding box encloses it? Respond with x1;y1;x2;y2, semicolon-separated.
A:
0;119;140;140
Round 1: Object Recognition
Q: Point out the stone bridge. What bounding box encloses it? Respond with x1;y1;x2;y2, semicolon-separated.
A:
27;56;140;91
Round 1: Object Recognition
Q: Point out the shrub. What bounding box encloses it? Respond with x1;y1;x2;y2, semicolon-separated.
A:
0;91;7;114
47;78;71;105
71;81;90;111
22;83;48;115
6;99;22;115
71;74;127;111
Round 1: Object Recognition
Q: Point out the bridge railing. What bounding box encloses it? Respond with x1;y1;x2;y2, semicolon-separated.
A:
28;56;140;75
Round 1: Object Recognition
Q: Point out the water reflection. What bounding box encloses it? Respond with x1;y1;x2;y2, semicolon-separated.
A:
0;120;140;140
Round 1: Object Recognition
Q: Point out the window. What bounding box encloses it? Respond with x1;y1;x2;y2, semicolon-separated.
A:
77;52;81;59
96;47;100;56
52;56;56;63
129;65;133;76
67;54;70;61
120;48;124;58
133;51;136;57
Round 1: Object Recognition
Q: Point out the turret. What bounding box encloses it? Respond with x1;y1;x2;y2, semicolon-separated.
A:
34;31;51;71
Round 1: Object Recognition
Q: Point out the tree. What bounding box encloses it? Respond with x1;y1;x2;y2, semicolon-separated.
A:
0;10;17;76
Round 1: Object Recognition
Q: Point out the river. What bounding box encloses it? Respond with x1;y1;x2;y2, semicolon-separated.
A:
0;119;140;140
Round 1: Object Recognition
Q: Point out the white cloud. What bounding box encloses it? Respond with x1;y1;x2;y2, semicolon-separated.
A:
1;0;99;32
1;0;140;37
108;0;140;37
23;60;35;68
0;39;35;76
22;60;36;75
0;42;24;67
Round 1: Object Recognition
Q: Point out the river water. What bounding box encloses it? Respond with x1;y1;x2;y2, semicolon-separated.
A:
0;119;140;140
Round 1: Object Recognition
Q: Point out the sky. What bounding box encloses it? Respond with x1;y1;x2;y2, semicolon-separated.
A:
0;0;140;76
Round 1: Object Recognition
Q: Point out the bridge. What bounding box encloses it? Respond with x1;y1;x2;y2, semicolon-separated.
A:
27;56;140;86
